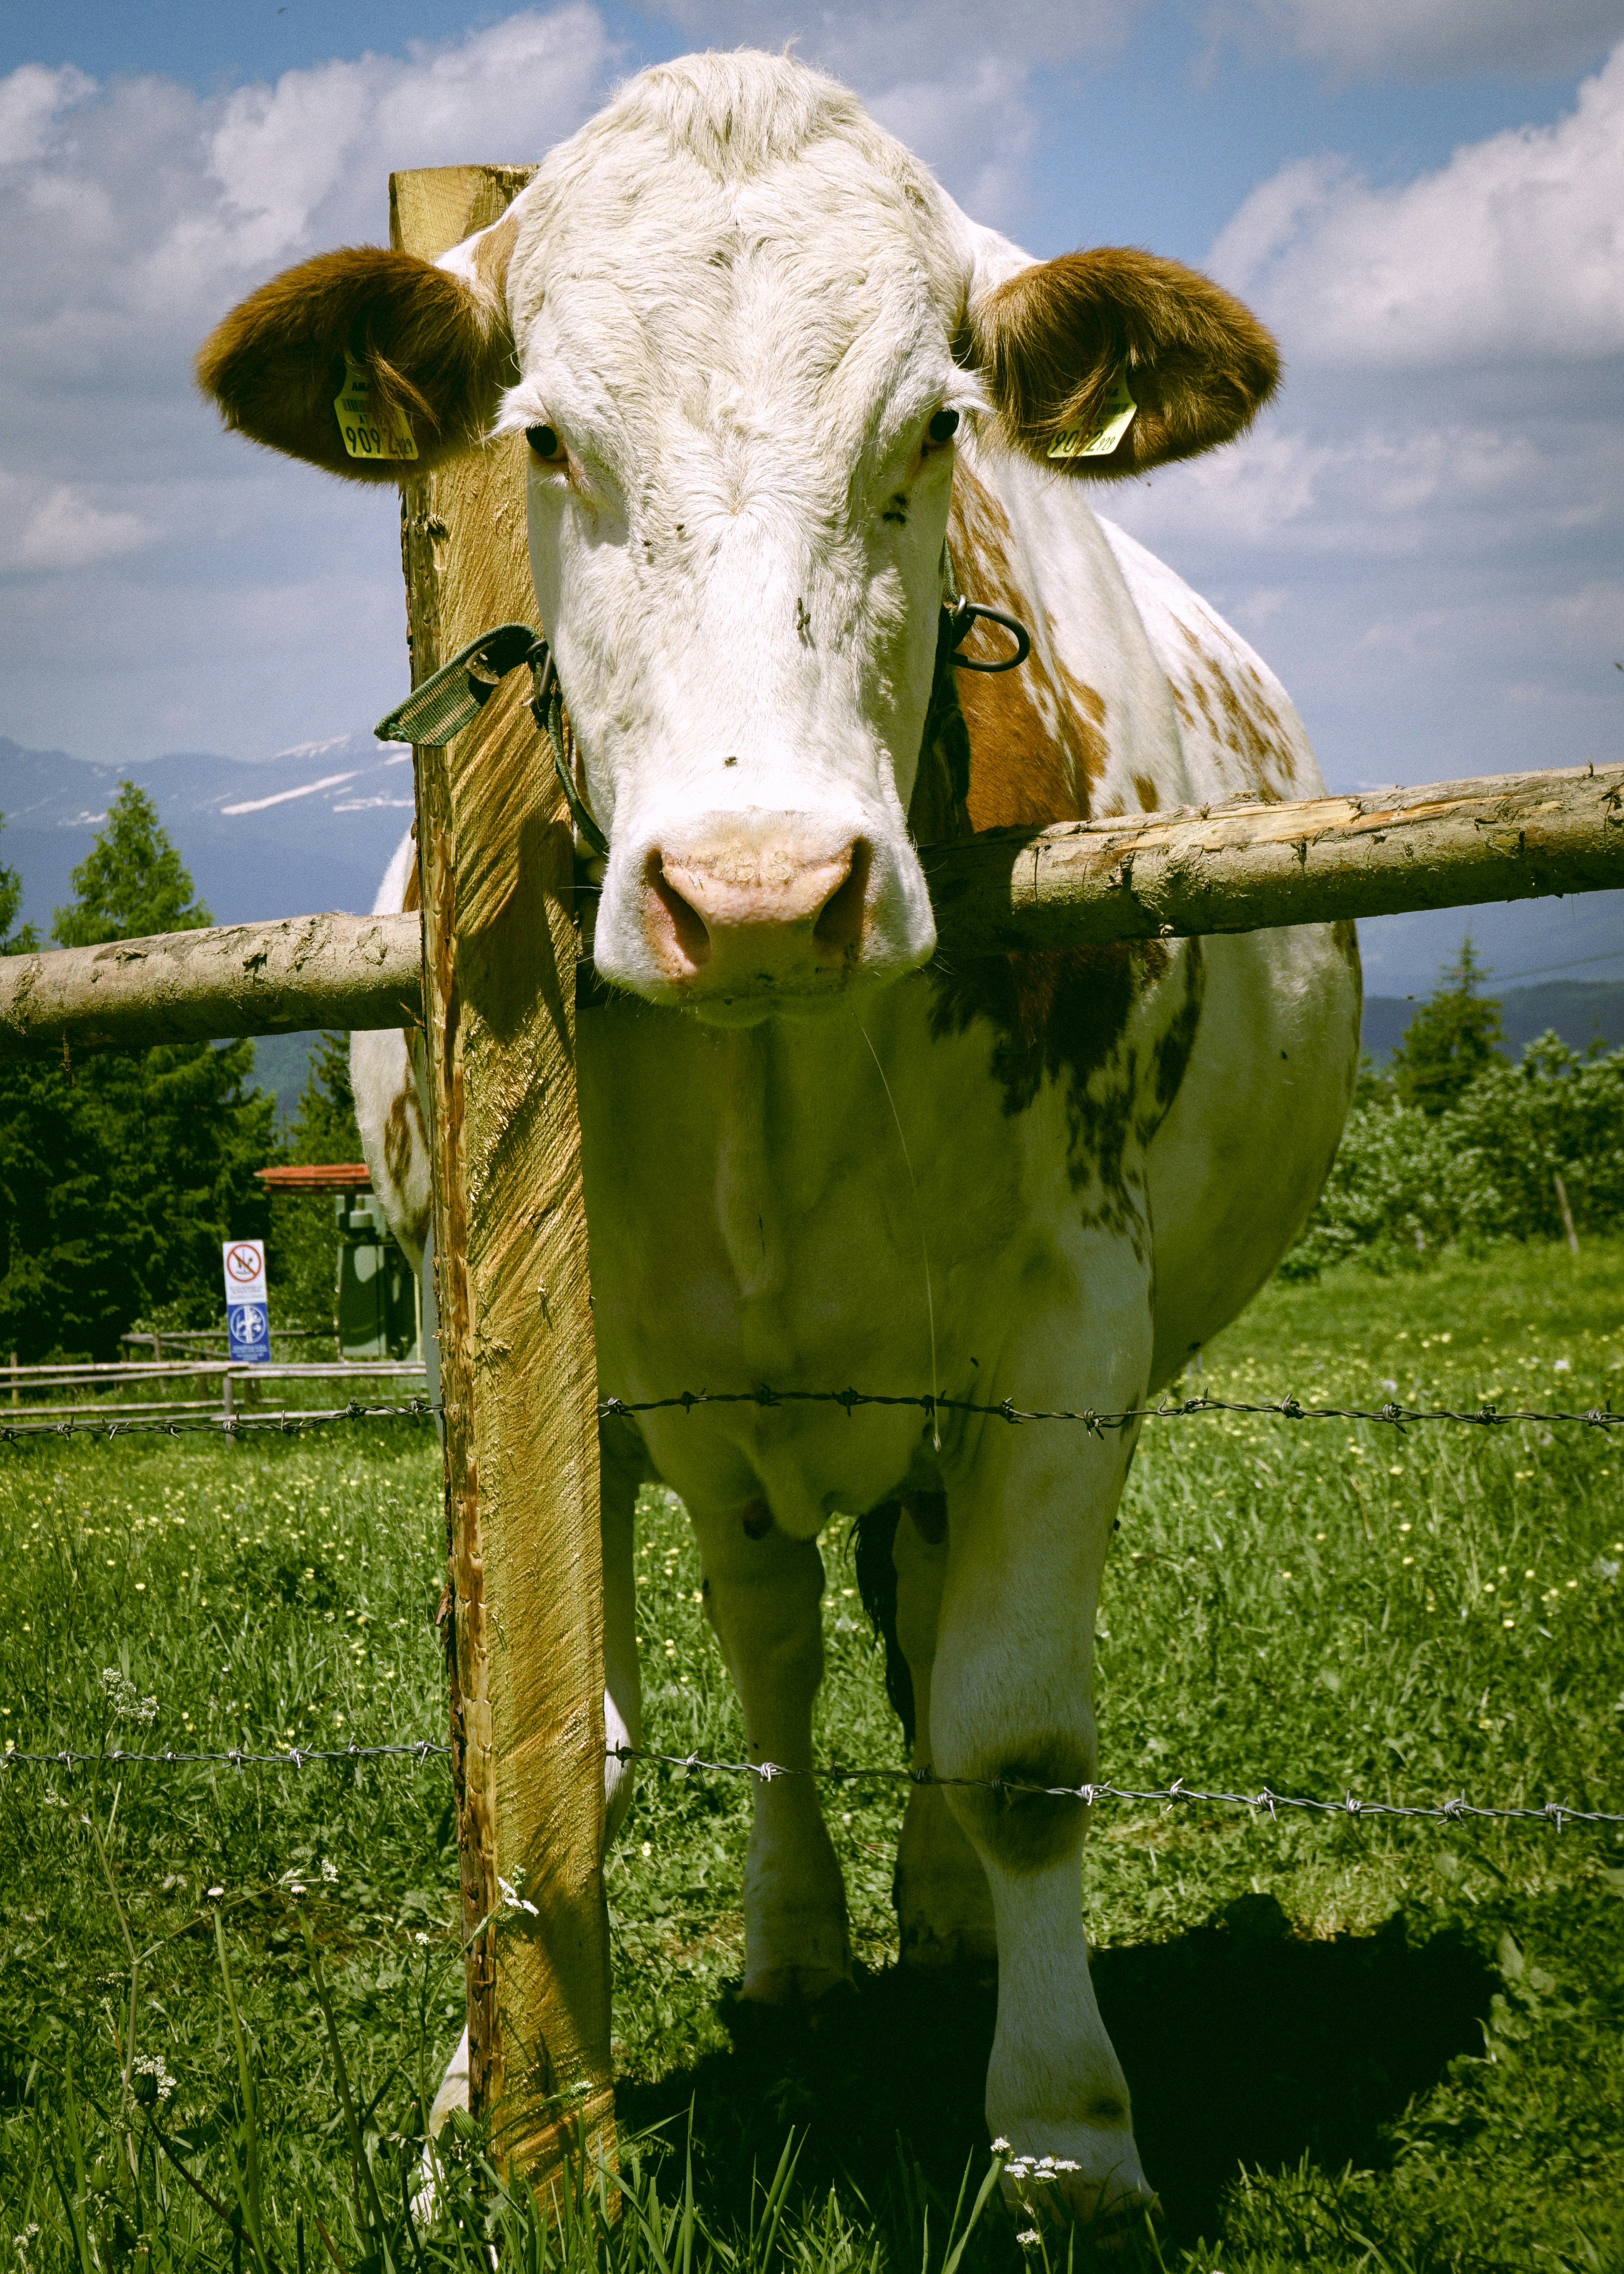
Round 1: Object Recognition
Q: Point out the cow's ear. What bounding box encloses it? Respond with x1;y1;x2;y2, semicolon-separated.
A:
968;247;1278;478
195;244;514;482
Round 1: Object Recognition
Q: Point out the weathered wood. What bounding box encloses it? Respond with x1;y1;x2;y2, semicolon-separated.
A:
392;166;613;2191
2;763;1617;1058
0;911;419;1057
926;760;1624;957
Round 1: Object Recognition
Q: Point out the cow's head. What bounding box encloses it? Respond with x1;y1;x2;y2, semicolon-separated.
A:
197;53;1277;1024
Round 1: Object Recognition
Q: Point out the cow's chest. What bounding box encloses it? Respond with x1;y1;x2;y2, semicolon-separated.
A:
575;971;1154;1531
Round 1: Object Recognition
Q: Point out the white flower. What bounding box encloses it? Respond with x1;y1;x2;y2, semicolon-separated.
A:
321;1859;339;1882
132;2053;175;2104
99;1669;157;1725
1016;2232;1040;2248
991;2137;1012;2155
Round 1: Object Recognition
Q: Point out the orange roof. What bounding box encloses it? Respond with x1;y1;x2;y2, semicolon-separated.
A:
255;1163;373;1194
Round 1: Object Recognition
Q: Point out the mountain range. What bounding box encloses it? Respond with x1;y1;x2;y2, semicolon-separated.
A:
2;727;1619;1120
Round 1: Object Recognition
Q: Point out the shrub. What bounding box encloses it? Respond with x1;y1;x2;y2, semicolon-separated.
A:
1285;1033;1624;1277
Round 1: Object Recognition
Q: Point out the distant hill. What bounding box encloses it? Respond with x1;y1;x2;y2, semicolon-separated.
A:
1363;979;1624;1064
0;730;414;938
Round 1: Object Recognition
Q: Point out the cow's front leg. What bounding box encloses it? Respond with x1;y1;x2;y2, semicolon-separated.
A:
932;1352;1153;2227
891;1498;996;1971
692;1510;850;2003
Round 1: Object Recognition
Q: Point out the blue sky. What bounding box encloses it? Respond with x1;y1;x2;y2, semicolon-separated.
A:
0;0;1620;989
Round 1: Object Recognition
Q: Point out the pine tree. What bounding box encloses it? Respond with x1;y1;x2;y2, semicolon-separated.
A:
0;793;275;1358
51;781;211;945
1392;938;1507;1118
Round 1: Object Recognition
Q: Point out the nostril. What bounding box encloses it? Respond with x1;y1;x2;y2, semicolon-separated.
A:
813;841;870;951
645;852;711;971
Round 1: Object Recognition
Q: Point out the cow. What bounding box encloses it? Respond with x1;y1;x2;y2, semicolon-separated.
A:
197;50;1360;2231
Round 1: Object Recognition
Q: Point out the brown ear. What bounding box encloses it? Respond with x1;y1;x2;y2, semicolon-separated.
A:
969;247;1279;478
195;245;513;482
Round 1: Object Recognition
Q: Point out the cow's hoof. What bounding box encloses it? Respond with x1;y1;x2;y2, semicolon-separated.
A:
998;2134;1158;2252
737;1963;854;2007
898;1922;998;1979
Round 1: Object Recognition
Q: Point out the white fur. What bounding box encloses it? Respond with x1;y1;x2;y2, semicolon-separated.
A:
341;51;1359;2220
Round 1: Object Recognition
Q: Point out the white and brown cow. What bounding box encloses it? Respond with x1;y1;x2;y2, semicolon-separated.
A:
199;51;1359;2228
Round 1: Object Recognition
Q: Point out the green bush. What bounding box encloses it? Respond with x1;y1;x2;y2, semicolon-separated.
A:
1286;1033;1624;1277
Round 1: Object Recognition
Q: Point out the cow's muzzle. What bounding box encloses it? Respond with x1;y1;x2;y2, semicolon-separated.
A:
601;812;933;1015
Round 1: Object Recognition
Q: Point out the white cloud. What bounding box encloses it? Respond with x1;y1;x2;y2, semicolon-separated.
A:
0;10;616;470
1212;40;1624;365
645;0;1145;225
0;470;152;572
0;62;92;164
1212;0;1624;82
207;9;611;270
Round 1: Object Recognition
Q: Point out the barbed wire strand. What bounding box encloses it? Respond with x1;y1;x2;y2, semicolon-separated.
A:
2;1740;451;1770
3;1737;1617;1829
600;1386;1621;1432
1;1386;1618;1445
0;1398;439;1443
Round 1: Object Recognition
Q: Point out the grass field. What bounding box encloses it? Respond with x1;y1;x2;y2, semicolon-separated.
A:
2;1239;1621;2272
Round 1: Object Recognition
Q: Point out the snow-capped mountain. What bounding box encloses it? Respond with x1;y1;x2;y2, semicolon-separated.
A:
0;731;417;936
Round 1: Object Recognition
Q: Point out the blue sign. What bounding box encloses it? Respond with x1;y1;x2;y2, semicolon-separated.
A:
227;1302;271;1363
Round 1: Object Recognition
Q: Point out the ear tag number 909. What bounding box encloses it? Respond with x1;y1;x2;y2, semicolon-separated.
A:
333;355;418;462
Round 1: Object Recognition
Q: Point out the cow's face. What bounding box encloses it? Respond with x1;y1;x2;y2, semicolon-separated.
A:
480;85;976;1020
197;53;1277;1022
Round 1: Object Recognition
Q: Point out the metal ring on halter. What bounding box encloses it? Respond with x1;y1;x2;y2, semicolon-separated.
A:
944;599;1033;674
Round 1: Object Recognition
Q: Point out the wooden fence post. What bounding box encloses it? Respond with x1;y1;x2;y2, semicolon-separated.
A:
391;165;613;2189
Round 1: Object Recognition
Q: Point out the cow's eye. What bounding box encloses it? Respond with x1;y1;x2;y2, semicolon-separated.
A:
526;424;562;460
927;409;959;445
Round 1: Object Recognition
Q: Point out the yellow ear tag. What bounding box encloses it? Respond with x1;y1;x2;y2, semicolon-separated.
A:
1048;370;1136;461
333;355;418;463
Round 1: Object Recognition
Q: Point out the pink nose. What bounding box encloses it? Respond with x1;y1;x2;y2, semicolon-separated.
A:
644;829;871;991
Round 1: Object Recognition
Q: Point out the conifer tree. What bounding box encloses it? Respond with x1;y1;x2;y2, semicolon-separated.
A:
0;793;275;1357
1391;938;1507;1118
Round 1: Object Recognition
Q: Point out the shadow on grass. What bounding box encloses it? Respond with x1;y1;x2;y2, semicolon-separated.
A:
616;1896;1494;2248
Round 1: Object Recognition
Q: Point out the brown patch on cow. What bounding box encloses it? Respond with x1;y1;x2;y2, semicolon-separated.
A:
948;463;1108;828
195;245;515;482
384;1080;432;1253
1146;936;1204;1130
1131;773;1160;813
970;247;1279;480
1172;618;1305;802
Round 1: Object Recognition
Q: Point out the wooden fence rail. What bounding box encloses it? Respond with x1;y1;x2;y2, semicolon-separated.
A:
1;760;1619;1059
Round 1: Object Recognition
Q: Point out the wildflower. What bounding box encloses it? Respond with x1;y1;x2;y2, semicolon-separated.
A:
992;2138;1012;2155
132;2053;175;2105
99;1669;157;1726
321;1859;339;1881
1017;2233;1040;2248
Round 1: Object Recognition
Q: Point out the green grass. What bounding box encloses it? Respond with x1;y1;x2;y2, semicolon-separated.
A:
2;1240;1621;2271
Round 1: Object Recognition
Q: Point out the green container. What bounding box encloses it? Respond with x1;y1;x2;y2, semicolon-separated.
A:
334;1192;419;1363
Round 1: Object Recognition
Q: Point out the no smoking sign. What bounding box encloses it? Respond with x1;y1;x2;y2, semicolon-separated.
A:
222;1237;270;1362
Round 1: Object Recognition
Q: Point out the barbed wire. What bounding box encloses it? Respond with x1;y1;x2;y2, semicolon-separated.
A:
2;1385;1615;1446
608;1746;1623;1828
3;1735;1616;1829
1;1739;451;1771
0;1398;439;1444
600;1386;1622;1433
